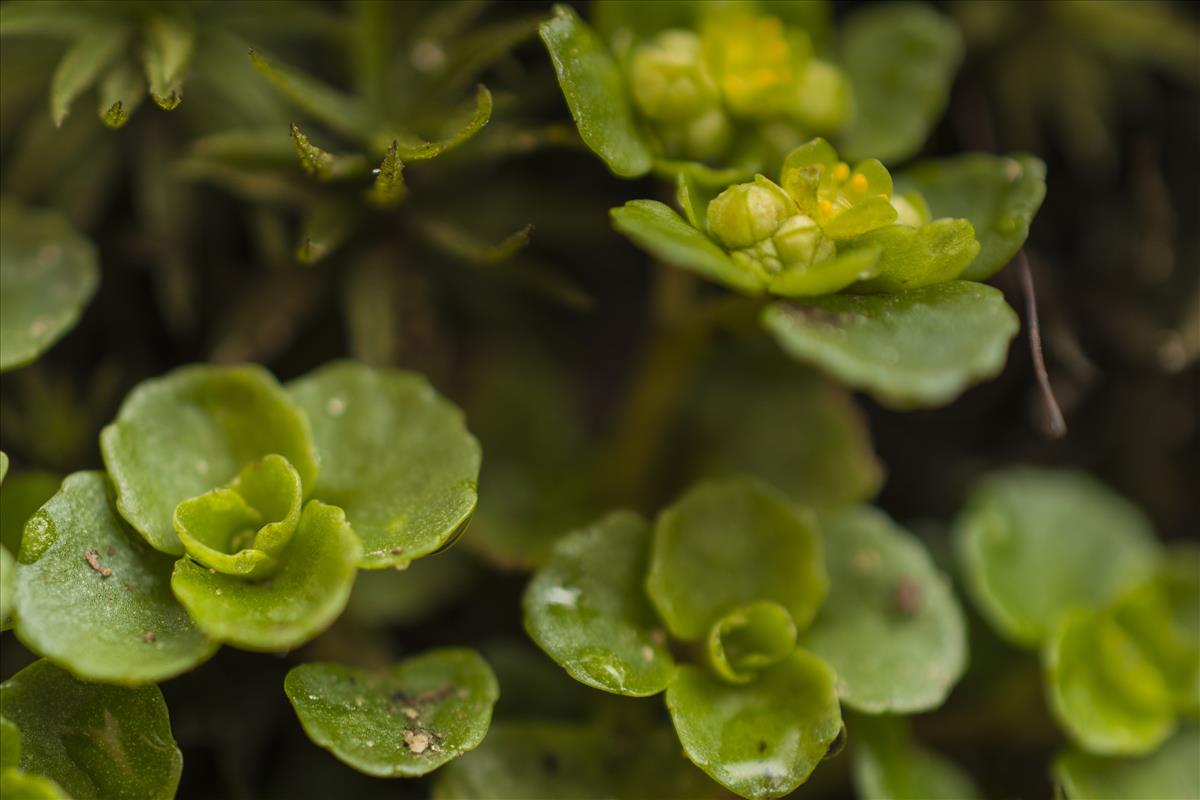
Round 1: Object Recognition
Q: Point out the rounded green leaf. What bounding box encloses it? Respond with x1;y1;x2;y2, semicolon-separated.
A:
647;477;827;642
13;472;216;684
174;454;302;579
763;281;1020;409
610;199;764;295
838;3;963;164
1045;607;1175;755
1055;725;1200;800
0;768;67;799
0;659;182;800
524;511;675;697
847;219;980;294
286;362;481;569
100;364;318;555
955;468;1160;648
171;500;360;651
665;650;843;800
896;154;1047;280
767;246;883;298
850;713;982;800
540;5;654;178
706;601;798;684
284;649;499;777
0;200;99;372
802;507;966;713
1109;574;1200;714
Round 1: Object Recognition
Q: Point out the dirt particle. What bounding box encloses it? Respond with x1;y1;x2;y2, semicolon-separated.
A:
142;631;156;643
390;546;405;555
641;645;654;661
402;707;419;720
85;549;112;577
758;740;768;754
208;568;217;574
894;577;923;616
123;581;135;592
403;729;431;754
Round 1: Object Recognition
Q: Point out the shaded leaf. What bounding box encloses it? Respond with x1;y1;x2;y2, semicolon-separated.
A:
386;84;493;162
540;4;654;178
0;659;181;800
141;13;193;110
0;201;99;372
344;550;476;629
851;713;982;800
1055;725;1200;800
955;467;1160;648
0;470;60;554
248;48;372;139
287;362;480;569
50;25;128;126
0;546;13;625
289;123;369;181
647;477;826;641
13;472;216;684
97;59;145;128
763;281;1019;409
524;511;675;697
366;140;406;207
285;649;499;777
296;199;357;265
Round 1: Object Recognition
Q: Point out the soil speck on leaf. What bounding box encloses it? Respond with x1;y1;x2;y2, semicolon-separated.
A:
85;548;112;577
142;631;156;643
893;576;923;616
403;729;431;754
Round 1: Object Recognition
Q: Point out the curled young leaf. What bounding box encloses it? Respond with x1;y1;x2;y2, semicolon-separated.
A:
284;649;499;777
524;511;675;697
706;600;798;685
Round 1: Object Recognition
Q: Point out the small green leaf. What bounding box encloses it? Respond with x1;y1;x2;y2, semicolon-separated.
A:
171;500;360;652
896;154;1047;280
666;651;843;800
100;364;319;555
763;281;1019;409
385;84;493;162
1109;573;1200;714
366;140;406;208
802;507;966;713
955;468;1160;648
13;472;216;684
706;601;797;684
1055;725;1200;800
524;511;675;697
647;477;826;642
0;659;181;800
847;219;980;293
0;768;66;799
0;201;99;372
287;362;480;569
50;25;128;126
850;713;982;800
610;200;763;295
296;198;357;265
141;13;193;109
540;4;654;178
0;470;61;555
767;246;883;298
1045;607;1175;755
248;48;373;140
839;3;963;164
284;649;499;777
97;59;146;128
288;124;369;181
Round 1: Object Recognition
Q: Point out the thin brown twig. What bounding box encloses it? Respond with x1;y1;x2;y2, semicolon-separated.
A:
1017;251;1067;439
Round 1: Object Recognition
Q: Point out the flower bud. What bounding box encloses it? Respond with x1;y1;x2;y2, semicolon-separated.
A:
707;176;795;250
630;31;721;123
773;214;835;269
702;14;797;119
790;59;852;134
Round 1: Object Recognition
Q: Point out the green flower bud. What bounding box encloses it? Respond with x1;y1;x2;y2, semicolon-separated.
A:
790;59;852;134
773;214;835;269
707;176;795;250
630;31;721;123
891;191;932;227
701;14;799;119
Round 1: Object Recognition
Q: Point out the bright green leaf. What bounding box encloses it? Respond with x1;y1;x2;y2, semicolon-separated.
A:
141;13;193;109
540;4;654;178
0;201;99;372
100;364;319;555
763;281;1019;409
896;154;1047;280
847;219;980;293
802;507;966;713
1055;725;1200;800
0;768;66;799
647;477;827;641
287;362;480;569
171;500;360;652
839;3;963;164
50;25;128;126
1109;574;1200;714
850;713;982;800
524;511;675;697
665;651;843;800
13;472;216;683
955;467;1160;648
610;200;763;294
767;246;883;298
706;600;797;685
0;659;181;800
284;649;499;777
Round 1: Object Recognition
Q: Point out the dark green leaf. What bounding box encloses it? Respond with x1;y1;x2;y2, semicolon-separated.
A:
289;124;369;181
366;140;406;207
385;84;493;162
141;13;192;110
851;713;981;800
50;25;128;126
97;59;145;128
248;48;373;140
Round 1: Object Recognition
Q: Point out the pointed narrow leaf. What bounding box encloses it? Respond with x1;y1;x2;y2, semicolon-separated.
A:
847;219;980;294
141;14;193;109
285;649;499;777
50;25;128;126
289;124;369;181
611;200;763;294
763;282;1019;409
955;468;1160;648
171;500;360;651
524;512;675;696
248;49;372;139
0;201;99;372
851;714;982;800
13;472;216;684
366;140;406;207
287;362;481;569
386;85;493;161
647;477;826;642
540;4;653;177
1055;726;1200;800
98;59;146;128
0;660;181;800
897;154;1047;280
666;652;843;800
296;199;357;264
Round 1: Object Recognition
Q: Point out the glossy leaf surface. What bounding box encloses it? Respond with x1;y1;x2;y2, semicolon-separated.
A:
524;511;675;696
285;649;499;777
706;601;797;684
847;220;979;294
287;362;480;568
763;282;1019;409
